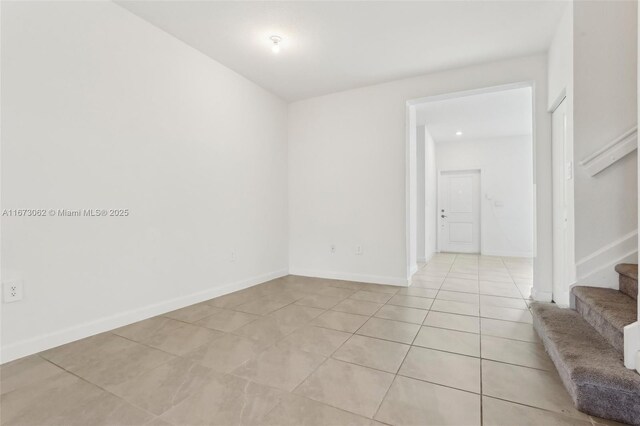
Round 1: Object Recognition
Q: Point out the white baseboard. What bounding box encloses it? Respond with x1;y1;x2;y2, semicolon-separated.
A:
531;287;552;303
575;230;638;289
289;268;408;287
553;289;570;308
421;251;435;264
481;249;534;258
0;269;288;364
409;264;419;277
417;257;427;263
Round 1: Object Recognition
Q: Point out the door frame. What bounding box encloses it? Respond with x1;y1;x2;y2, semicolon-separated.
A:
550;94;575;307
437;168;482;254
405;81;539;286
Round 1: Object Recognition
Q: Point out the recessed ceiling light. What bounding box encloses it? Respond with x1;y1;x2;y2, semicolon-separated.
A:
455;131;463;136
270;35;282;54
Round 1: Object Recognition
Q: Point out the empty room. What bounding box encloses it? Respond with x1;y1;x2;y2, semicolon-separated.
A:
1;1;639;426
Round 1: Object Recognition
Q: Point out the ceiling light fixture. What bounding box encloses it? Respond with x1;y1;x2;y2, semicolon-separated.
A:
270;35;282;54
456;131;463;136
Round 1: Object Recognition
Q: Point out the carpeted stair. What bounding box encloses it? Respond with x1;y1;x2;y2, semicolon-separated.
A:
530;263;640;425
617;263;638;300
573;286;637;353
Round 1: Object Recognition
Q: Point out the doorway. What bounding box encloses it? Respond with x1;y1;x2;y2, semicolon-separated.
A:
406;82;538;298
438;169;481;253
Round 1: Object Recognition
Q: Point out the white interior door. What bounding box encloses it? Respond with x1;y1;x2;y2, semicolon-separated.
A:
438;170;481;253
552;99;568;303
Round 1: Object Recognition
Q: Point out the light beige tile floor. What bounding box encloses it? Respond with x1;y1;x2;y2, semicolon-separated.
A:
0;254;620;425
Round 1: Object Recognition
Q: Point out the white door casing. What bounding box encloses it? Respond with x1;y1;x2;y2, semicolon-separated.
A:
438;170;481;253
552;98;570;306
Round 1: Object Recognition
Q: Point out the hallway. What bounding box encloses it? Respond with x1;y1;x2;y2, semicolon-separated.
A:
414;254;533;302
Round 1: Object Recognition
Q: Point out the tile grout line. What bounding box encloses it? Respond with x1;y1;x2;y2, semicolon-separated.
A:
21;258;547;426
482;394;594;423
35;354;160;421
419;254;534;426
364;259;442;421
479;255;491;426
448;255;482;425
371;254;454;422
287;283;402;419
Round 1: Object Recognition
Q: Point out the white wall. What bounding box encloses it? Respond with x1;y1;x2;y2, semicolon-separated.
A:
424;127;438;262
547;1;638;292
435;136;534;257
416;126;426;262
288;55;552;291
572;0;638;287
548;4;573;110
1;2;288;362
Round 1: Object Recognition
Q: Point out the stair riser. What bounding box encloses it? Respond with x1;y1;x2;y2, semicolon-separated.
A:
574;298;624;354
575;384;640;425
619;274;638;300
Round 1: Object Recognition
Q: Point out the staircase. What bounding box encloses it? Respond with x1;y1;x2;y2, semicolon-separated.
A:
530;264;640;425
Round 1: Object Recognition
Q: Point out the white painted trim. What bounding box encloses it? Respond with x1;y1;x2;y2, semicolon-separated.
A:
624;321;640;370
425;251;435;263
580;126;638;176
417;251;435;265
407;81;533;106
481;250;534;258
574;251;638;290
0;269;288;364
405;103;413;281
575;230;638;288
551;96;574;309
531;287;553;302
289;268;408;287
532;183;537;256
548;91;567;114
409;264;419;277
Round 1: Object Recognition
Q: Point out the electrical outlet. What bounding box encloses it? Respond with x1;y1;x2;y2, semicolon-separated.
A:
330;244;336;254
355;245;363;255
230;251;237;262
3;281;23;303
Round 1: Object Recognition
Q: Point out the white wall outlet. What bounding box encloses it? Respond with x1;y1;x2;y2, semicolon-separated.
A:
4;281;23;303
355;245;363;255
330;244;336;254
230;251;237;262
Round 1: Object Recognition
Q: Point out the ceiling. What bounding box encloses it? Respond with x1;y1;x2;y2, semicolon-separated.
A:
416;86;533;142
116;1;567;102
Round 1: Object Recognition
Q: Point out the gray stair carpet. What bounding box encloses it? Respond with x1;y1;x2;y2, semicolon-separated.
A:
616;263;638;301
572;286;637;354
531;302;640;425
